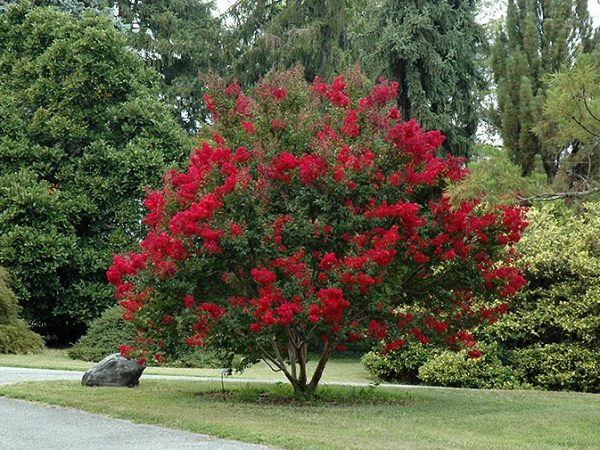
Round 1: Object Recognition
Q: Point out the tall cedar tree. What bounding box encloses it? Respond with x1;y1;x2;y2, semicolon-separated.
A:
223;0;356;86
491;0;593;181
0;4;189;344
359;0;485;158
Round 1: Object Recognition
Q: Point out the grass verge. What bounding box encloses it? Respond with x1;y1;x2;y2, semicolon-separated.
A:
0;349;373;383
0;379;598;449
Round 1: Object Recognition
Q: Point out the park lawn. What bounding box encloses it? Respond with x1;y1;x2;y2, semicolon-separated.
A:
0;380;598;450
0;348;373;383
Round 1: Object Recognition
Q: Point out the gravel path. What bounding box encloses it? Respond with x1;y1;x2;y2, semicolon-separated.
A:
0;367;275;450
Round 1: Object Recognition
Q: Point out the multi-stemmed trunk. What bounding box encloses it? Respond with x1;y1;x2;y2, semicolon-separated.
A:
257;331;334;397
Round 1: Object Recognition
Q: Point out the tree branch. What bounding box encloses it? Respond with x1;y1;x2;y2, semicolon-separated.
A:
582;85;600;124
571;115;600;138
518;187;600;203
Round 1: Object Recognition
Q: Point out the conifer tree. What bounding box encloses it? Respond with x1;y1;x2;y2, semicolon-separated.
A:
223;0;356;86
491;0;593;180
113;0;223;131
359;0;485;157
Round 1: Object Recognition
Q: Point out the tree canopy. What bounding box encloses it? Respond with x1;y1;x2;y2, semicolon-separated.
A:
224;0;356;86
0;3;190;343
491;0;593;180
108;69;527;395
358;0;485;157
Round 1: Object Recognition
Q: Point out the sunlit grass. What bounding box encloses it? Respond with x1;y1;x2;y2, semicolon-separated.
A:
0;379;598;450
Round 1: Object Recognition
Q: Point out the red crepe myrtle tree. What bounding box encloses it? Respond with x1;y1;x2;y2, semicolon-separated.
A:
108;67;527;395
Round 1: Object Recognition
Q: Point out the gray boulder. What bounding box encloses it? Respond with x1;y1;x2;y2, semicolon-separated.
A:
82;353;145;387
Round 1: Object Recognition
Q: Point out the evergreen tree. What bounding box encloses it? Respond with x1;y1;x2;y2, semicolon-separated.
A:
113;0;223;132
491;0;593;180
0;3;190;344
223;0;356;86
533;54;600;191
359;0;485;157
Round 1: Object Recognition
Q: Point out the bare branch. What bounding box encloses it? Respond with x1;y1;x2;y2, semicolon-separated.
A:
518;187;600;203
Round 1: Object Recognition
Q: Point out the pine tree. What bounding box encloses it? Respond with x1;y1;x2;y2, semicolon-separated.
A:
359;0;485;157
491;0;593;180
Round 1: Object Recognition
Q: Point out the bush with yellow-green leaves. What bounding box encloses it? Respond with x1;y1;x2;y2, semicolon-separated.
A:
364;202;600;392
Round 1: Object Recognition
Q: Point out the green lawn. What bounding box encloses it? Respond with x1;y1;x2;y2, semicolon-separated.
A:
0;379;598;449
0;349;374;383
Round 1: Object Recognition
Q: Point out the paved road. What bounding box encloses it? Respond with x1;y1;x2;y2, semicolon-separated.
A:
0;367;275;450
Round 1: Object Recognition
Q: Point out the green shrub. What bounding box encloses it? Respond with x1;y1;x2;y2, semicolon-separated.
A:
511;344;600;393
418;345;525;390
68;304;221;367
0;267;43;353
68;305;135;362
361;344;440;384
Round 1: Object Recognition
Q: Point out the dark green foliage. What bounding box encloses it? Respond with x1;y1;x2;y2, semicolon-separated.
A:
0;267;44;354
224;0;356;86
67;305;135;361
0;3;190;344
69;304;221;367
112;0;223;132
491;0;593;180
361;345;439;384
359;0;484;157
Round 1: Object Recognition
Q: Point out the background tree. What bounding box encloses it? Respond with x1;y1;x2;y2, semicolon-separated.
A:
491;0;593;181
533;54;600;192
223;0;356;86
112;0;224;132
358;0;485;157
0;267;44;354
0;3;190;344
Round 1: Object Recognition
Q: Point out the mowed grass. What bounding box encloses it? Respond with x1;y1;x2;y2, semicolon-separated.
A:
0;348;373;383
0;379;598;449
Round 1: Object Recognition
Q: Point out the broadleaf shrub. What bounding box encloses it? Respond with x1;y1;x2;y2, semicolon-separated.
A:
511;344;600;392
108;68;526;395
418;344;525;390
68;305;220;367
0;267;43;354
364;202;600;392
361;344;440;384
